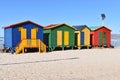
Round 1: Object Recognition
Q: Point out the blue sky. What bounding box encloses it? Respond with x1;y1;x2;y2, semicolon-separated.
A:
0;0;120;37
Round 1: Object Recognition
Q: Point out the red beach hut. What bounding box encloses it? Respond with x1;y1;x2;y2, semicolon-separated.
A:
90;26;111;47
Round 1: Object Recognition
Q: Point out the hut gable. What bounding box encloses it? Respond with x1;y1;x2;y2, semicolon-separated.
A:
73;25;90;31
44;23;76;30
3;20;44;29
90;26;111;31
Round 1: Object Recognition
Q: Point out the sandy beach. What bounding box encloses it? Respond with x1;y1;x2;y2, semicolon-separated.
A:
0;47;120;80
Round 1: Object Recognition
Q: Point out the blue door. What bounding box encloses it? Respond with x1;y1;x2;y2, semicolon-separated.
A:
81;32;84;45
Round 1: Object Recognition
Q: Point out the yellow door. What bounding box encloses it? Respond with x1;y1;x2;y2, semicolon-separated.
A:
31;28;38;39
21;28;27;40
64;31;69;46
31;28;38;46
57;31;62;46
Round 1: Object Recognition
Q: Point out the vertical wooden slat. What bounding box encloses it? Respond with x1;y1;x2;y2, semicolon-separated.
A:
31;28;37;39
64;31;69;46
99;32;102;44
31;28;38;46
81;32;84;45
21;28;27;40
104;32;107;44
57;31;62;46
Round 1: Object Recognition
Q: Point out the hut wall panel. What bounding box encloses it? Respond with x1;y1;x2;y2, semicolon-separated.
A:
37;27;43;41
103;28;111;46
12;27;21;47
91;32;95;46
81;27;90;46
4;28;13;48
51;29;57;47
43;30;51;47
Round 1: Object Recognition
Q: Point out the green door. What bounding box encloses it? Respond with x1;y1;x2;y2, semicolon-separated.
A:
99;32;102;44
104;32;107;44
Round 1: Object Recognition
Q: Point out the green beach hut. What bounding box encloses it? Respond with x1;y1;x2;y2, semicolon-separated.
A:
43;23;76;51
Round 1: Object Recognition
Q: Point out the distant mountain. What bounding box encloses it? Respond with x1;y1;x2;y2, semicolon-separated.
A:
111;34;120;39
111;34;120;47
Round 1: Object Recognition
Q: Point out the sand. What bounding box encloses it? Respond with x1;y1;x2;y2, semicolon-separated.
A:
0;47;120;80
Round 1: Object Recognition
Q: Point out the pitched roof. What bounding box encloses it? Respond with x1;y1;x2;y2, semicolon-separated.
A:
3;20;44;29
89;26;111;31
73;25;90;30
44;24;59;29
44;23;76;30
89;26;101;30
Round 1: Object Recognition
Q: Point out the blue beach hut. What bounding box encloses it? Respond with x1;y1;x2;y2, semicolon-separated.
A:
3;20;46;54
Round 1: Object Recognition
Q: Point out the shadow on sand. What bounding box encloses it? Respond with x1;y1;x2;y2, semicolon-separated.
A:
0;57;79;66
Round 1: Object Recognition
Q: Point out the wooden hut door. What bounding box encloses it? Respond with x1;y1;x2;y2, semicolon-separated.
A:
99;32;102;45
19;27;27;40
81;32;84;45
31;28;38;46
43;33;49;46
90;34;93;45
103;32;107;44
31;28;38;39
75;33;78;46
57;31;62;46
64;31;69;46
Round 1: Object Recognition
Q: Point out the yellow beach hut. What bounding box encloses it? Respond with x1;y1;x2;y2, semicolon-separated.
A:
73;25;91;49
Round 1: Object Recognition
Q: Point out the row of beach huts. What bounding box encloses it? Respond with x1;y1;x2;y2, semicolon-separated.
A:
2;20;112;54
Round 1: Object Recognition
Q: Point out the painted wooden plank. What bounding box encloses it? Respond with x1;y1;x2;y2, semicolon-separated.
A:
57;31;62;46
84;28;90;46
64;31;69;46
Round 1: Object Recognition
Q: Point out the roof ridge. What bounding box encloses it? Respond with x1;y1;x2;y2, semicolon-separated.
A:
3;20;44;28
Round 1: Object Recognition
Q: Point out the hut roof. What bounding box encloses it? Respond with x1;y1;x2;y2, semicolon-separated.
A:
89;26;111;31
44;23;77;30
3;20;44;29
73;25;90;31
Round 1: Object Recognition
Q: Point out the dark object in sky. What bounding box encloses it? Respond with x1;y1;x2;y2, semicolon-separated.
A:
101;14;106;20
